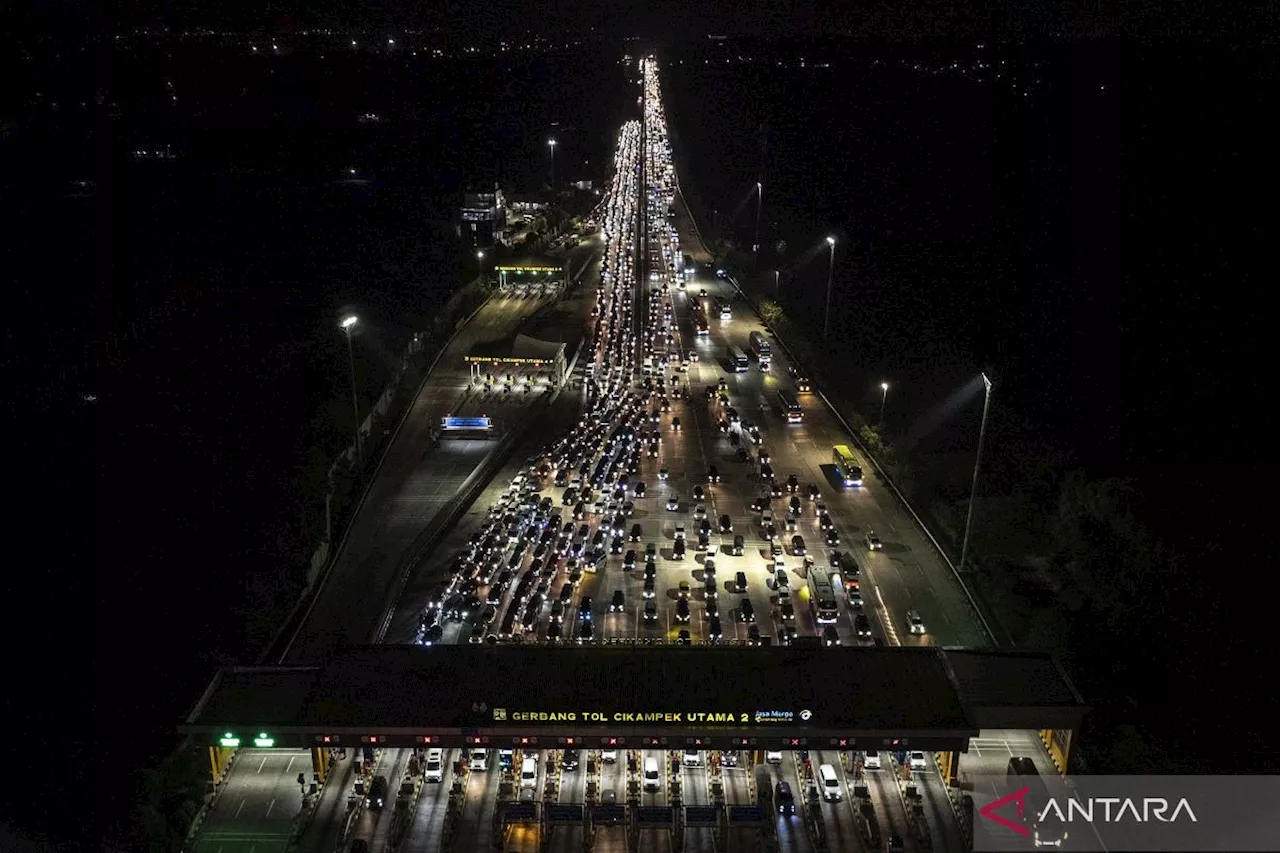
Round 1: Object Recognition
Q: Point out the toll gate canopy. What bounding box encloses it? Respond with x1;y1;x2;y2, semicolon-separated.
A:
183;645;1087;754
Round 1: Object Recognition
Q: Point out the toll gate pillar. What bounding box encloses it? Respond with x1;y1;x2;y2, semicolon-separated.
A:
208;746;234;785
312;747;331;783
1039;729;1072;775
937;751;959;787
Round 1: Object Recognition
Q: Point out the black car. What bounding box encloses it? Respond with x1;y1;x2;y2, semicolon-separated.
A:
562;748;580;770
719;514;733;533
676;599;690;622
707;466;720;483
786;474;799;493
739;598;755;622
610;590;625;612
630;523;643;542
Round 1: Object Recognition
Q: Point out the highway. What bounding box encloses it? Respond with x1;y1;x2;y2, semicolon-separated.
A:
190;58;975;853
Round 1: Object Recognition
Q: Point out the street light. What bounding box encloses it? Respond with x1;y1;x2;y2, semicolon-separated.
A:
958;373;993;574
752;181;763;268
879;382;889;424
774;269;781;301
476;249;485;283
339;315;364;479
548;138;557;190
823;236;836;340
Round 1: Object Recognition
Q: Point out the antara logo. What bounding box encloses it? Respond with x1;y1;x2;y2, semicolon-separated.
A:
1043;797;1198;823
980;787;1031;837
981;787;1199;836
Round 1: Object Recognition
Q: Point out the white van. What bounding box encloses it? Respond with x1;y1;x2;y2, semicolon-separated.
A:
425;748;445;783
520;756;538;788
643;757;661;792
470;748;488;771
819;764;842;802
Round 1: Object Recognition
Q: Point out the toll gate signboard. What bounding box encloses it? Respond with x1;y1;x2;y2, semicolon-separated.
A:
685;806;719;826
728;805;765;824
635;806;675;825
547;804;583;823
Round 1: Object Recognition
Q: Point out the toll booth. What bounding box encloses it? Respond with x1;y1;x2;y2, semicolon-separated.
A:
465;334;568;388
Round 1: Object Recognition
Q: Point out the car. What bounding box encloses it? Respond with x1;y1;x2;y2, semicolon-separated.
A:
707;466;720;483
823;625;840;646
693;504;706;522
704;576;718;599
578;597;593;621
693;485;705;502
780;601;795;623
643;600;658;622
421;623;443;646
562;748;580;770
719;514;732;533
672;417;681;431
707;615;723;641
643;577;657;598
854;614;872;639
734;571;747;593
791;535;806;556
786;474;799;493
909;751;928;770
577;621;594;643
764;523;776;542
747;624;762;645
907;609;926;635
673;538;686;559
765;750;783;765
825;529;840;546
611;536;625;554
819;514;834;532
705;596;719;618
676;629;691;645
739;598;755;622
717;419;729;433
678;580;691;598
676;599;690;622
789;496;802;515
610;590;625;612
784;513;797;532
865;531;883;551
634;481;646;497
659;468;670;481
666;496;680;512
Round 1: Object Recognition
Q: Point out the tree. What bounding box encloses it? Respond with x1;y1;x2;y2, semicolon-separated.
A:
759;300;783;327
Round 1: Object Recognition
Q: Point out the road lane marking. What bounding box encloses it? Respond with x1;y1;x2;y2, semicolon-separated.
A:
235;798;246;818
265;798;275;817
257;756;267;773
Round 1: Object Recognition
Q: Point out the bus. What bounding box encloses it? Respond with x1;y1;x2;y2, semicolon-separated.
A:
776;390;803;423
748;330;771;360
832;445;863;487
806;569;840;624
729;346;749;372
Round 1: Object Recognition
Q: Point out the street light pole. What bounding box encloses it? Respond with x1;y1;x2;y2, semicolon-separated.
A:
340;315;364;480
753;181;762;270
823;236;836;340
959;373;993;574
548;138;557;191
476;249;485;284
774;269;781;301
879;382;889;425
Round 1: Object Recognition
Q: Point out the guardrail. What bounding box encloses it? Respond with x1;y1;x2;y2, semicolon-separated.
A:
262;287;496;664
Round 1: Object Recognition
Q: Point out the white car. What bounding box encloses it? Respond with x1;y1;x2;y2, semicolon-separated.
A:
425;748;445;782
765;750;783;765
865;531;883;551
909;751;928;771
666;496;680;512
602;748;618;763
907;609;926;635
863;751;881;770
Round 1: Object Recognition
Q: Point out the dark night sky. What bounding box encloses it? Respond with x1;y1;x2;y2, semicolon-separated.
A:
22;0;1280;42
